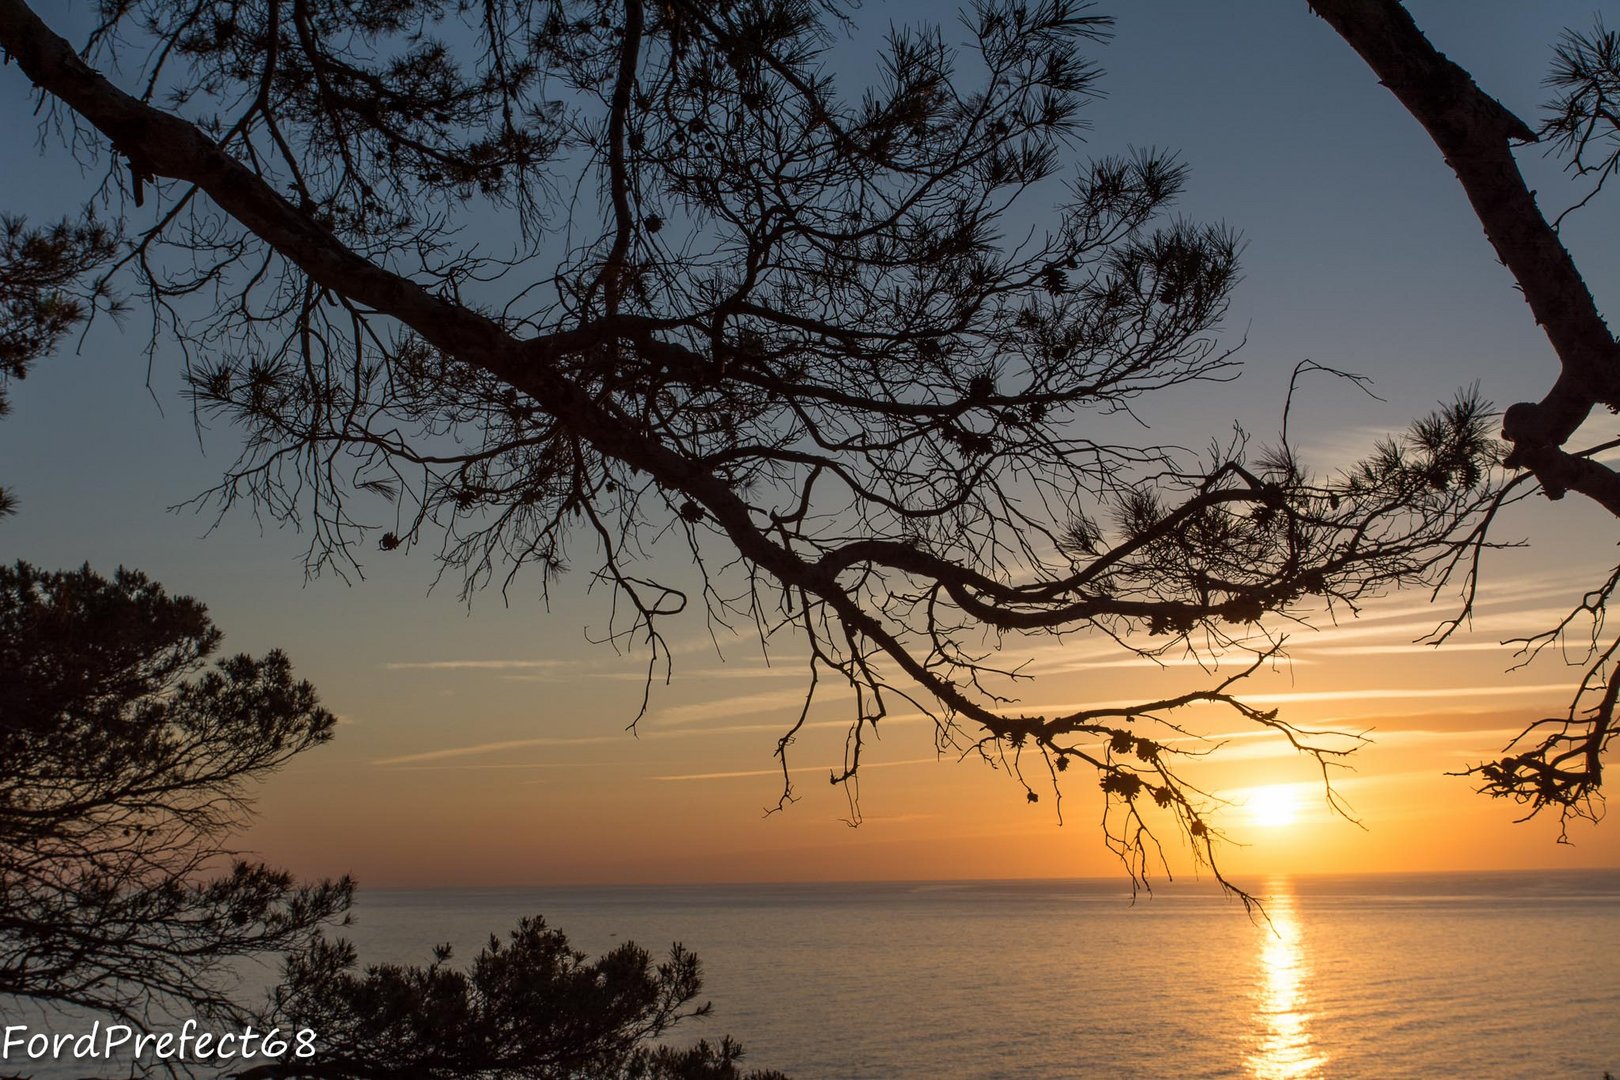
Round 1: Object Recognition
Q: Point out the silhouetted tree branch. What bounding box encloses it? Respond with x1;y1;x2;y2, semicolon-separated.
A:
1311;0;1620;828
0;0;1504;891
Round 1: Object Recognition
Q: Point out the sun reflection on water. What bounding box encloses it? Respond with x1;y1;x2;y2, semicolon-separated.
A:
1246;882;1327;1079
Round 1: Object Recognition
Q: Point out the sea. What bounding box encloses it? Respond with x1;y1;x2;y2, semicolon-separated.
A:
4;869;1617;1078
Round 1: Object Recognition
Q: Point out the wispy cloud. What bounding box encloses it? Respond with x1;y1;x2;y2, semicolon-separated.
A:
1300;641;1517;657
652;688;817;727
651;629;804;659
1365;725;1529;750
384;659;582;671
370;712;939;767
1234;682;1571;706
580;664;811;683
663;664;811;681
1294;422;1406;475
1266;606;1574;649
1060;654;1315;671
650;756;943;782
387;761;625;771
1185;724;1531;763
373;734;629;764
1009;571;1593;675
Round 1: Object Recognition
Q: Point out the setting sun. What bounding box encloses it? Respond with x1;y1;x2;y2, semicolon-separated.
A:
1245;785;1301;829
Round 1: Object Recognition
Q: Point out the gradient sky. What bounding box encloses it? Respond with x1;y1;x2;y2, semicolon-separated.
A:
2;0;1618;886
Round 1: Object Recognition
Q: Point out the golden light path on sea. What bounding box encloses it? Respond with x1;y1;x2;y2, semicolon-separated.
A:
1247;882;1326;1079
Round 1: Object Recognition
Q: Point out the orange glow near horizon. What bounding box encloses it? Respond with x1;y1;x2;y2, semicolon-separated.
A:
225;553;1620;888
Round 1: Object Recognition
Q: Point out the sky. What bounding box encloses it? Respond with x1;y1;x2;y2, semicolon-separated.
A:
2;0;1618;887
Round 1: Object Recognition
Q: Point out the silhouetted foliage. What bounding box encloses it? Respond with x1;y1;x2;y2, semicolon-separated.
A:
0;562;782;1076
0;0;1507;891
0;215;118;517
0;560;351;1026
1312;0;1620;833
1542;16;1620;226
236;919;786;1080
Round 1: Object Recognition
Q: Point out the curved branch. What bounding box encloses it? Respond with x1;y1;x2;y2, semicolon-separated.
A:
1310;0;1620;471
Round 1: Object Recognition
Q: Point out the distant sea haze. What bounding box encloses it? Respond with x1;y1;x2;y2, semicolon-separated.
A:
339;870;1618;1079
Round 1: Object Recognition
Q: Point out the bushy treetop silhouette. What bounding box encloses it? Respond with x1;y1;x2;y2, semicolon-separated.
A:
0;560;350;1026
0;560;785;1078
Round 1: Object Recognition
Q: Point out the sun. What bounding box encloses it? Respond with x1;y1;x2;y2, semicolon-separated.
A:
1244;785;1300;829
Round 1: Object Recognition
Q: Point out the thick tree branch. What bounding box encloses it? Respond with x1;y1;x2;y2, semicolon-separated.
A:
1314;0;1620;827
1311;0;1620;468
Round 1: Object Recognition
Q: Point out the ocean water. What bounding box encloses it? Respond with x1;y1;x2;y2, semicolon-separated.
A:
4;870;1616;1078
330;870;1619;1079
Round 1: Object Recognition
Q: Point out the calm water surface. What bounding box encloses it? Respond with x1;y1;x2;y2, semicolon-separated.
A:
4;871;1615;1077
336;870;1618;1079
